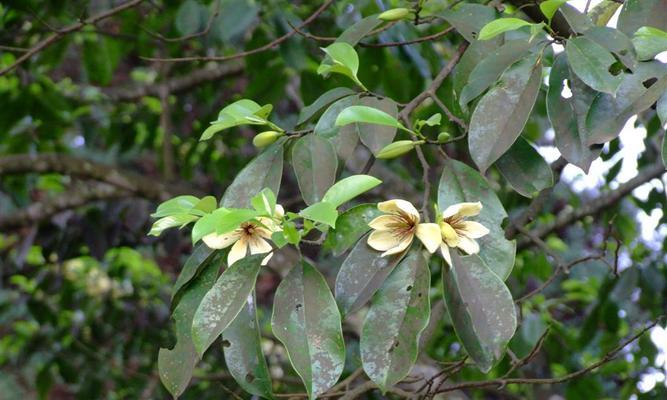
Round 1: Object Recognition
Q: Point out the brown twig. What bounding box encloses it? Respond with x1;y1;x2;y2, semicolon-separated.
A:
0;0;144;76
142;0;335;63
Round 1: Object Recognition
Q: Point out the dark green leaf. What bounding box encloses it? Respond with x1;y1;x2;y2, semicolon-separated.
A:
334;233;406;316
496;137;554;197
159;260;219;398
546;53;600;171
361;248;430;392
618;0;667;36
584;27;637;71
323;204;383;256
442;253;517;373
565;37;623;95
221;141;284;208
292;135;338;205
469;53;543;173
314;95;360;163
175;0;207;36
438;159;516;280
222;291;274;399
191;254;263;356
171;244;217;304
272;261;345;399
587;61;667;145
437;4;497;42
459;39;534;107
297;88;356;125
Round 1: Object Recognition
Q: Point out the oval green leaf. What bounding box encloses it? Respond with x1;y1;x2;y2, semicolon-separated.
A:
361;248;431;392
321;174;382;208
334;233;407;316
442;253;517;373
495;136;554;198
191;254;263;356
565;37;623;95
271;261;345;400
335;105;402;130
478;18;533;41
297;87;356;125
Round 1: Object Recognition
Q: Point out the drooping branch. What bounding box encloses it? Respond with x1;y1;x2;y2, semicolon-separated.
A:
0;0;145;76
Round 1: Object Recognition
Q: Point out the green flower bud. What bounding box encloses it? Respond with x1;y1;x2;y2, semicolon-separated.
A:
376;140;423;159
253;131;283;148
378;8;411;21
437;131;452;143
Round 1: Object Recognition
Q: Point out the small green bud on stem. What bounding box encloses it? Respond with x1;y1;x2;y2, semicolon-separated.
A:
378;8;411;21
376;140;423;159
437;131;452;143
253;131;283;148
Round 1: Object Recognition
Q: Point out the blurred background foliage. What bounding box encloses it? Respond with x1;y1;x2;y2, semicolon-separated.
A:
0;0;666;399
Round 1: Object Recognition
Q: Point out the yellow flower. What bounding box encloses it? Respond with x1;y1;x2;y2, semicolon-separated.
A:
367;199;441;256
438;202;490;265
203;205;284;266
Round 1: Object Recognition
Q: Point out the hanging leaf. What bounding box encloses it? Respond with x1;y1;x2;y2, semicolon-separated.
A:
271;261;345;400
191;254;263;356
158;260;219;398
565;37;623;95
317;43;366;90
171;244;218;305
323;204;383;256
559;4;594;34
292;134;338;205
221;141;284;208
586;61;667;145
222;292;274;399
297;87;356;125
632;26;667;61
546;53;600;172
438;159;516;280
617;0;667;36
495;137;554;198
360;248;431;392
478;18;534;41
321;175;382;208
442;253;517;373
200;99;274;140
459;39;535;108
335;233;407;316
469;53;543;173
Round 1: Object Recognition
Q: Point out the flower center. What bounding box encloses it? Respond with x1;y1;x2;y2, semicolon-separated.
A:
241;222;256;236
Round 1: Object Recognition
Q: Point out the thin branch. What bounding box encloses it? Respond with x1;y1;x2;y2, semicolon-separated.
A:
432;318;661;394
142;0;335;63
0;0;144;76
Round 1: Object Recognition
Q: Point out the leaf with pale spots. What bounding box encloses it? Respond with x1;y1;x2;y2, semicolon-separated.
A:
335;233;407;316
361;248;431;392
191;254;263;356
442;253;517;373
271;261;345;400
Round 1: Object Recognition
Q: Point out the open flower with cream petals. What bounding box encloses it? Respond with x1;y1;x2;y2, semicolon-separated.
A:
203;205;284;266
438;202;490;266
367;199;441;256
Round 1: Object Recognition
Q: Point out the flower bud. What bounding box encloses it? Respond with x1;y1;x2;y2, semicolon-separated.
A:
437;131;451;143
376;140;423;159
253;131;283;148
378;8;411;21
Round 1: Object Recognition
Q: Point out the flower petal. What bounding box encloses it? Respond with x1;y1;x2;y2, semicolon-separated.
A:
203;230;241;249
440;243;452;266
257;217;280;234
457;236;480;254
378;199;420;220
442;201;483;218
228;238;248;266
260;252;273;266
459;221;490;239
274;204;285;218
381;235;413;257
368;215;402;230
367;230;402;251
248;237;272;255
415;223;442;253
440;222;460;247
